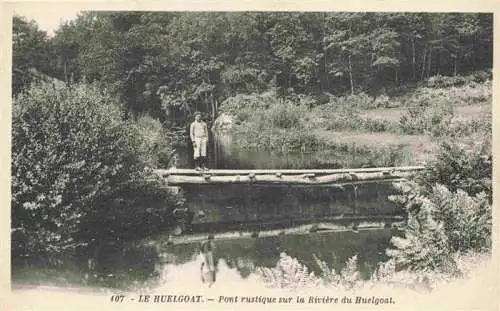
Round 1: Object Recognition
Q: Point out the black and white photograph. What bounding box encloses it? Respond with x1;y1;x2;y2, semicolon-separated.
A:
4;3;498;310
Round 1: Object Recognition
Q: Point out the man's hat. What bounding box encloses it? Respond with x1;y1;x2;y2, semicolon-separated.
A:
194;111;202;117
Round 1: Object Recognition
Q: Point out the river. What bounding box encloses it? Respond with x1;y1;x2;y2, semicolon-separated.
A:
12;132;405;291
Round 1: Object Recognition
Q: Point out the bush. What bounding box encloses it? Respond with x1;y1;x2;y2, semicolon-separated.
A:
399;105;454;136
231;124;321;151
135;115;176;169
219;91;276;119
426;75;467;88
267;103;305;129
11;82;180;258
342;92;375;109
416;141;492;198
425;71;492;88
386;141;492;273
387;182;491;272
471;70;492;83
258;252;321;290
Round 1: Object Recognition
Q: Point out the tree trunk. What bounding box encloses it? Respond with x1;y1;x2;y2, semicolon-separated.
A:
420;49;427;80
472;37;477;70
411;37;416;80
204;93;209;115
324;51;329;91
427;49;432;77
288;69;292;89
437;50;441;75
210;92;216;120
64;60;68;83
348;55;354;95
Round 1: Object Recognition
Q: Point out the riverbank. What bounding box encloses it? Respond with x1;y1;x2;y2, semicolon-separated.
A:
216;73;491;166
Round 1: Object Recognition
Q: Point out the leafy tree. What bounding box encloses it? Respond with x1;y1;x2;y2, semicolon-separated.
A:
12;16;52;95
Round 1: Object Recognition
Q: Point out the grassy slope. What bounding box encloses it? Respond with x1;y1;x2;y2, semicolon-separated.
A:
219;74;491;167
323;78;491;164
312;129;437;164
311;102;491;164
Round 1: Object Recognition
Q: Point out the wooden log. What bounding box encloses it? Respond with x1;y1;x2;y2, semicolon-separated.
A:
154;165;425;177
165;171;414;185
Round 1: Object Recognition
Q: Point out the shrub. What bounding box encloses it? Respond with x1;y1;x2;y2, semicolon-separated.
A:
399;105;454;136
343;92;375;109
416;141;492;198
135;115;176;169
426;75;467;88
386;141;492;273
218;91;276;119
314;254;362;290
267;103;305;129
471;70;492;83
425;71;492;89
258;252;321;290
428;185;491;252
256;250;489;291
11;82;180;258
373;94;392;108
387;182;491;272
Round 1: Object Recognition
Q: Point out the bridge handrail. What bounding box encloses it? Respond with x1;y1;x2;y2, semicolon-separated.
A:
154;165;426;177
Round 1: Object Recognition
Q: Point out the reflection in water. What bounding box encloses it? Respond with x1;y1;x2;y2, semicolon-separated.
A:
182;182;401;228
156;229;393;288
200;235;217;287
11;229;395;290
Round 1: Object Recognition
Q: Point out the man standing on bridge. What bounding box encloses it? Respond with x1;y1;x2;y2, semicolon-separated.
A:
190;111;209;171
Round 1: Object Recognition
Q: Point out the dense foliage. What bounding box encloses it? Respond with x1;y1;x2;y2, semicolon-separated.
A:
386;141;492;273
416;141;492;197
11;82;181;259
13;12;493;123
12;16;54;94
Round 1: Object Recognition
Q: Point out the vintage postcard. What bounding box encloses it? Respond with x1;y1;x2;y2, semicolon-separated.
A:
1;0;498;310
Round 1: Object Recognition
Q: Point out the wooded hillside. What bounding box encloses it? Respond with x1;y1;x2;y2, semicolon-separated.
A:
13;12;493;123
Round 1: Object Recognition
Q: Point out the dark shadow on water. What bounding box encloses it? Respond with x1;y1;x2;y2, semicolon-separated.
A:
12;229;400;290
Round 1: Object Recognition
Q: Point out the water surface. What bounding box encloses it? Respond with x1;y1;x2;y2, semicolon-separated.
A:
12;131;405;291
13;229;396;290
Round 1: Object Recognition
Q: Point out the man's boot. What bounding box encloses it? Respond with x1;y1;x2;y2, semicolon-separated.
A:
194;158;201;171
201;157;209;171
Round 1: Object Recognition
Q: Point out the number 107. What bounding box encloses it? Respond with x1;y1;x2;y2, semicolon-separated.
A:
111;295;125;302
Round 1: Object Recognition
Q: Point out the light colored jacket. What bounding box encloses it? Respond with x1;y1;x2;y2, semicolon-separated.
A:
190;121;208;141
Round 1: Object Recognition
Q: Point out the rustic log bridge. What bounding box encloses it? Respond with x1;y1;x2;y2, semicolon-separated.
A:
153;166;425;186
